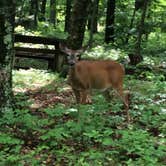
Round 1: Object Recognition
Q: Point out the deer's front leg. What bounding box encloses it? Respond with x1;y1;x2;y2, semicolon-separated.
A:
72;88;81;103
80;90;87;104
80;90;92;104
86;94;92;104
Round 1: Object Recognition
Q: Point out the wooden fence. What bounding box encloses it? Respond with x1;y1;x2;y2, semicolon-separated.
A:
14;34;66;71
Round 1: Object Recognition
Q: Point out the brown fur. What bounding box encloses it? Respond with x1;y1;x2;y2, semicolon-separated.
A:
68;60;130;122
59;44;130;122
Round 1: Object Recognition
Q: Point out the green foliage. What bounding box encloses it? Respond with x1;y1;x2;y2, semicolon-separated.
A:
2;0;166;165
82;45;126;60
37;22;67;39
1;69;166;165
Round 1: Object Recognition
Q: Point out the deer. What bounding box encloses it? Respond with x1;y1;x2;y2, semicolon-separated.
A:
59;44;130;122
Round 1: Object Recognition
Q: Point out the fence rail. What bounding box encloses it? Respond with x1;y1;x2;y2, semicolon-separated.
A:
14;34;66;71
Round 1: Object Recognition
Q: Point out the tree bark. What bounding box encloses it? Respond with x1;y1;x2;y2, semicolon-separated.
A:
88;0;99;33
88;0;99;47
105;0;116;43
125;4;136;44
49;0;56;26
30;0;38;27
64;0;73;32
67;0;91;49
40;0;47;21
0;0;15;112
129;0;148;65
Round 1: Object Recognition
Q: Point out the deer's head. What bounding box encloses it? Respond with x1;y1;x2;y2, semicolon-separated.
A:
59;43;84;66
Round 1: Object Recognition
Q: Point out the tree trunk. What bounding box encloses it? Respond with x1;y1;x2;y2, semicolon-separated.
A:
88;0;99;33
64;0;73;32
105;0;116;43
88;0;99;47
0;0;15;112
67;0;91;49
49;0;56;26
34;0;38;27
125;5;136;44
30;0;34;15
40;0;47;21
30;0;38;27
129;0;148;65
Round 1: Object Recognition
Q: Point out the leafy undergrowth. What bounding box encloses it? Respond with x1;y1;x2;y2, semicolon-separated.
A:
0;69;165;165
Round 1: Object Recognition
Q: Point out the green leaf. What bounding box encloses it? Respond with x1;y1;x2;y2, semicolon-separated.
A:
102;138;113;146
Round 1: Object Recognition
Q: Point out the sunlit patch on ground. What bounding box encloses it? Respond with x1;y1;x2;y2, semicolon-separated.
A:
13;69;74;110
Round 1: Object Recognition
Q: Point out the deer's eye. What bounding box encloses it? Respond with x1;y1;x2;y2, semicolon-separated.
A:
75;56;79;60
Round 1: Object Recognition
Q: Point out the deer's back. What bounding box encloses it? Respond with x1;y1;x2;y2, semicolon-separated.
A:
69;60;125;90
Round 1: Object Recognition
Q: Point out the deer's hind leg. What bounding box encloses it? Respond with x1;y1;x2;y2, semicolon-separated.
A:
112;83;130;122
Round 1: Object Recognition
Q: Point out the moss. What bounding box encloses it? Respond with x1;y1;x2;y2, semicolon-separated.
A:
0;11;14;112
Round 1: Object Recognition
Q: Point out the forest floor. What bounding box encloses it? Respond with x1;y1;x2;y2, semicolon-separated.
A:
0;67;165;165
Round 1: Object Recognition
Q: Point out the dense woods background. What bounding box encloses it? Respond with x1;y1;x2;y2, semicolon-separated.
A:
0;0;166;165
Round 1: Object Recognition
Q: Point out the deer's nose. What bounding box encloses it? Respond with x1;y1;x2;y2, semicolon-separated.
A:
68;60;75;66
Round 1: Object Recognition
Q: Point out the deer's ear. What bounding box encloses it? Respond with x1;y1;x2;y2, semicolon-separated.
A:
59;43;72;56
74;48;84;56
59;43;86;56
75;55;80;61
